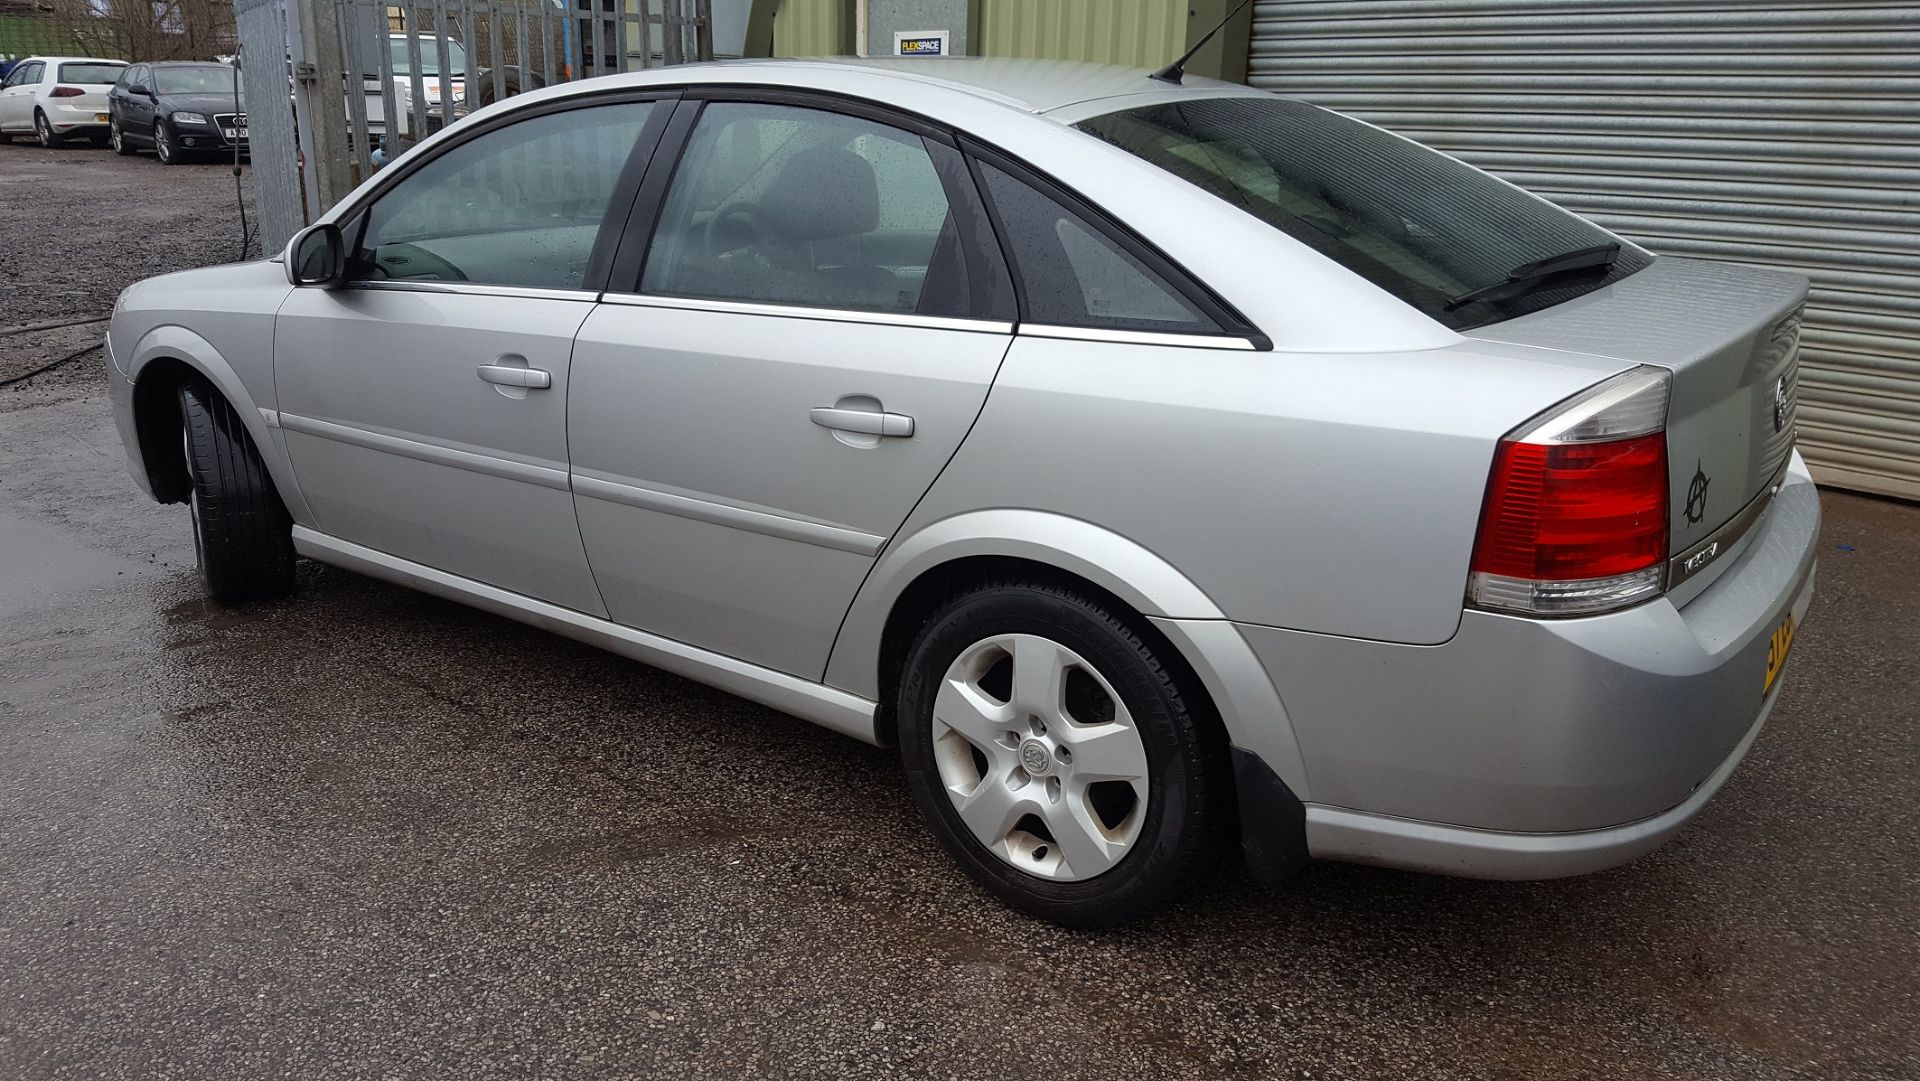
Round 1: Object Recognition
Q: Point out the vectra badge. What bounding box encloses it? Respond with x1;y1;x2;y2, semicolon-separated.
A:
1685;461;1711;526
1774;376;1790;433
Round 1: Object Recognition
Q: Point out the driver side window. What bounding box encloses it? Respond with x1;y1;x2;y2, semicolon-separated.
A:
351;101;656;291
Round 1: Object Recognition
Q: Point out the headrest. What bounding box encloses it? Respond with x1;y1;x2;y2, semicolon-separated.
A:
754;146;879;242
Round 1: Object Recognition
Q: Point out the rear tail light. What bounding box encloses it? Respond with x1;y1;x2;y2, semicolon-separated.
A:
1468;366;1672;616
50;86;85;98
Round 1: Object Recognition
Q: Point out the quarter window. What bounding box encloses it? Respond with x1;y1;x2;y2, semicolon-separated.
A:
351;101;656;290
641;102;990;317
974;161;1218;334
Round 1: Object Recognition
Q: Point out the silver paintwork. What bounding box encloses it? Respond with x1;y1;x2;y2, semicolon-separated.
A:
106;58;1822;882
932;634;1150;881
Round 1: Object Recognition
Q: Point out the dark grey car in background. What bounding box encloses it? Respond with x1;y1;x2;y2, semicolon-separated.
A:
108;61;247;164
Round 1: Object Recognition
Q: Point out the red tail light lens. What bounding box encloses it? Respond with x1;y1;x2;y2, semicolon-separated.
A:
1469;367;1671;616
51;86;86;97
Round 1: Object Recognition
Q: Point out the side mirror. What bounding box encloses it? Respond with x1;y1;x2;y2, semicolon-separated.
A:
286;223;346;287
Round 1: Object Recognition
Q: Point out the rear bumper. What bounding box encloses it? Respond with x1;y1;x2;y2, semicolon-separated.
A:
1234;451;1819;878
47;100;109;131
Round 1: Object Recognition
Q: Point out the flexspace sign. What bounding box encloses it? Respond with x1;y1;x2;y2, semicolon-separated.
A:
893;30;949;56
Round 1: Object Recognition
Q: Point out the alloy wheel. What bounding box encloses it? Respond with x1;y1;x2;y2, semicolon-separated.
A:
35;113;53;147
930;634;1150;881
109;121;122;152
155;122;172;163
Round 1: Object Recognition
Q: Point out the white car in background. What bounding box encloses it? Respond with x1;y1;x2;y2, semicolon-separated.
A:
0;55;128;146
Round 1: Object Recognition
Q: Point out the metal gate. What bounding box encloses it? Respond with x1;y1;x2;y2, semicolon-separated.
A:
1248;0;1920;500
238;0;715;253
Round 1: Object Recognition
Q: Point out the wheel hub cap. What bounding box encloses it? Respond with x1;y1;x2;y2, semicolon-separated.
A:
1018;738;1054;777
929;633;1151;882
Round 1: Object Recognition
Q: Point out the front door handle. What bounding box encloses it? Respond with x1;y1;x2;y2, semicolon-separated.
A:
810;406;914;438
477;363;551;389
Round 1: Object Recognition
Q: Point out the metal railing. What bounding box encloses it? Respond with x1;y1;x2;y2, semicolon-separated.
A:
237;0;712;251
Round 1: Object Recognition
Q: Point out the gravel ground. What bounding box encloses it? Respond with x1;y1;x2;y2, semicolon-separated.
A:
1;144;1917;1081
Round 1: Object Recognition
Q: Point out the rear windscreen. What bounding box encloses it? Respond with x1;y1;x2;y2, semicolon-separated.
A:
59;63;126;85
1076;97;1652;330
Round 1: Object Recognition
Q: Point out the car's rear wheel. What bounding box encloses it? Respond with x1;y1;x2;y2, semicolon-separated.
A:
898;581;1227;927
177;382;295;602
34;111;58;147
154;119;180;164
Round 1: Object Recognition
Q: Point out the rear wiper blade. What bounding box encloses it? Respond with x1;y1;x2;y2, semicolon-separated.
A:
1444;242;1621;311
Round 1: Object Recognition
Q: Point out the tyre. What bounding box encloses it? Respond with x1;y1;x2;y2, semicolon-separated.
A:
474;67;536;108
898;580;1227;927
154;119;180;164
177;381;295;602
110;119;134;155
34;110;58;147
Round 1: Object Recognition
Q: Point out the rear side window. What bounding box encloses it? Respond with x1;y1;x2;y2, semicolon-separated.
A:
6;62;44;87
640;101;1010;320
59;63;126;85
974;161;1219;335
1076;97;1652;331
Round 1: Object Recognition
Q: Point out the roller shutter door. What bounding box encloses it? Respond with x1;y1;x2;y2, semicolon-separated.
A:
1248;0;1920;500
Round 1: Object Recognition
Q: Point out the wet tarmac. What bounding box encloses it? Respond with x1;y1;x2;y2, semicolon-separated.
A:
3;144;1918;1080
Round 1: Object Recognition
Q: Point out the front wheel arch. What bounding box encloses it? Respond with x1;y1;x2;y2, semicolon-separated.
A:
132;357;199;503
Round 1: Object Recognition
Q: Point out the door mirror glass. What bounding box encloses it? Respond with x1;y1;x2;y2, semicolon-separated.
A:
287;223;346;286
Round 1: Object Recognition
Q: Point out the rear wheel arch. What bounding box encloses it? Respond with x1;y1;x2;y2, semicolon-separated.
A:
872;554;1223;748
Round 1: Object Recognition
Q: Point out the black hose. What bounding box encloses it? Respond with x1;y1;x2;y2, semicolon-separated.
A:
0;343;100;389
232;49;251;262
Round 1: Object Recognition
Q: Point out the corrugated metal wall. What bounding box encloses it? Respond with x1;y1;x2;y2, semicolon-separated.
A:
772;0;848;55
978;0;1184;67
1248;0;1920;500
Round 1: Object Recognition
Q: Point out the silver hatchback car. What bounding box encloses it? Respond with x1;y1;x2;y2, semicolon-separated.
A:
106;59;1818;926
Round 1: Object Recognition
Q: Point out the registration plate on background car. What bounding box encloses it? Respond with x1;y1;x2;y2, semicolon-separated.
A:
95;112;108;122
1763;611;1797;697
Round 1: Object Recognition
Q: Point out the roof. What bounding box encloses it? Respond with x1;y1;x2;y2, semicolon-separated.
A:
759;57;1245;117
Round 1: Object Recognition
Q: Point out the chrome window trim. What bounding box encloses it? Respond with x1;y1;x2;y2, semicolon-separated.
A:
1667;454;1795;590
598;292;1014;335
345;280;601;303
1019;324;1257;351
279;412;572;491
571;473;886;557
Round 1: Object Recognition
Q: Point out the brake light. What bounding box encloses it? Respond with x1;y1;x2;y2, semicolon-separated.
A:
51;86;85;97
1468;366;1671;616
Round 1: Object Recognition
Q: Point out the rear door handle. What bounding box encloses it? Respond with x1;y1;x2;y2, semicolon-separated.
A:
810;406;914;438
477;363;551;389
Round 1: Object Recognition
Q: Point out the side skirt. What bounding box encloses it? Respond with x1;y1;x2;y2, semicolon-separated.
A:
292;526;881;745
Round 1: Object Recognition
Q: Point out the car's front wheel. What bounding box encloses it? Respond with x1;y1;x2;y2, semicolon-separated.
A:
154;119;180;164
898;581;1227;927
177;382;295;602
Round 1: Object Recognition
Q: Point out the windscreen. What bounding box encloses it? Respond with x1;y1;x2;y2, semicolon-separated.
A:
1076;97;1651;330
58;62;126;85
388;39;469;76
155;65;236;95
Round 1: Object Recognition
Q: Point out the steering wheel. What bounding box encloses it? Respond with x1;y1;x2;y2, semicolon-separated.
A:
704;203;786;263
363;242;469;283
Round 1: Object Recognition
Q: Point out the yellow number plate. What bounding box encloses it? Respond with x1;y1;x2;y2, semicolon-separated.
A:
95;112;109;122
1763;611;1796;698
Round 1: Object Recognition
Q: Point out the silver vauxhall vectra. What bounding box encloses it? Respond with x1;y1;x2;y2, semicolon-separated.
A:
105;58;1818;926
